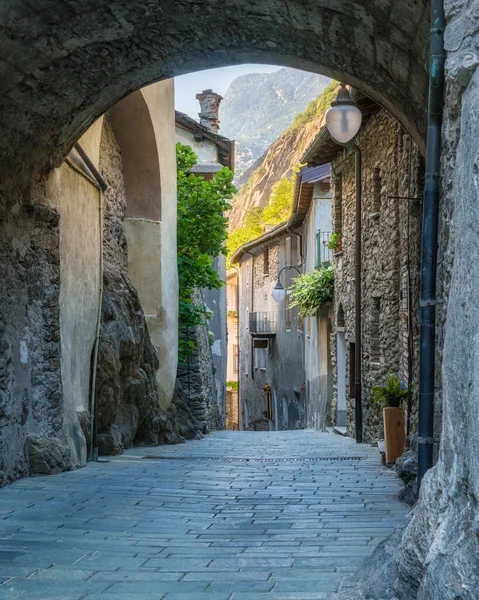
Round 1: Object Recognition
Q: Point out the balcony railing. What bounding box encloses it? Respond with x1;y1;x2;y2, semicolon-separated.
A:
249;311;277;336
316;230;333;265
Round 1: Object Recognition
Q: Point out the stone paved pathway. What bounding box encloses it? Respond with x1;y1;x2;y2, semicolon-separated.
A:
0;431;409;599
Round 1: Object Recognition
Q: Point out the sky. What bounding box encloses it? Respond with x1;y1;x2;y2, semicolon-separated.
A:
175;64;281;119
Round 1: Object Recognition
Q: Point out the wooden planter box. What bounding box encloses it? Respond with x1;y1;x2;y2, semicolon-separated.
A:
383;407;405;463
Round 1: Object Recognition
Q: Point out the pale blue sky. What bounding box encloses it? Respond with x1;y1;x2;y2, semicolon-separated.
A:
175;64;281;119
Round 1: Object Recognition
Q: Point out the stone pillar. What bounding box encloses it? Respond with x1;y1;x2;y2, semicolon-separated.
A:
196;89;222;133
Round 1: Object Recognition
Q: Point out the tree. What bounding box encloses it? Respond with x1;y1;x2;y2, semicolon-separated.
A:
177;142;236;361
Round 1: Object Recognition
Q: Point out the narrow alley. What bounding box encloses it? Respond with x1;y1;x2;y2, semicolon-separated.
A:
0;431;408;600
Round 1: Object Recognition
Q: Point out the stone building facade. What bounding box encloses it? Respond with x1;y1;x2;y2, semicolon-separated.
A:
232;225;304;431
303;99;424;444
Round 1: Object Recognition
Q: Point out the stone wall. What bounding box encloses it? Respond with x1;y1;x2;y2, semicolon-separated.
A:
330;108;423;444
176;289;223;435
393;5;479;598
0;181;73;483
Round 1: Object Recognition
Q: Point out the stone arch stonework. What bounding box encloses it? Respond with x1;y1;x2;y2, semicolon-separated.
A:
0;0;430;178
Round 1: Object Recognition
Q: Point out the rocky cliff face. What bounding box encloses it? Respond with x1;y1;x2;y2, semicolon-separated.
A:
221;68;330;182
227;84;336;232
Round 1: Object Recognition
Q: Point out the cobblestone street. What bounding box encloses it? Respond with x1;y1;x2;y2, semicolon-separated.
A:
0;431;409;599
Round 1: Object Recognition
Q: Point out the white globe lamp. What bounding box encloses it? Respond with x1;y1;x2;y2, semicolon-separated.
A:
325;83;362;144
271;281;286;303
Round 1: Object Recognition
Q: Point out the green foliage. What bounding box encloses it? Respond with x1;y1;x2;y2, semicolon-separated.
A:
177;142;237;362
372;375;409;409
289;266;334;317
227;380;239;391
289;81;339;130
262;177;295;225
327;231;341;250
226;207;263;267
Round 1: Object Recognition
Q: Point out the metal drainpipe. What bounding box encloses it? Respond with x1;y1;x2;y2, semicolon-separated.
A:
417;0;445;491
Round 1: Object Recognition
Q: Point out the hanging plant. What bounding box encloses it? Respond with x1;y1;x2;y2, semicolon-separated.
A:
289;266;334;317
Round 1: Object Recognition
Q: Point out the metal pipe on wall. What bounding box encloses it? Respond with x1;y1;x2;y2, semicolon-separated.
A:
417;0;445;491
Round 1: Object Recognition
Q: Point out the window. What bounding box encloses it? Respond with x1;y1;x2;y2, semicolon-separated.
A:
263;247;269;276
285;291;292;330
372;167;381;214
316;230;321;268
253;338;268;370
349;342;356;399
296;235;302;266
233;344;239;373
285;236;292;266
370;297;381;363
297;309;303;332
334;174;342;233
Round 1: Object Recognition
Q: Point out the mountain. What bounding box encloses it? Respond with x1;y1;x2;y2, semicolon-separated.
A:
220;68;331;182
227;82;338;236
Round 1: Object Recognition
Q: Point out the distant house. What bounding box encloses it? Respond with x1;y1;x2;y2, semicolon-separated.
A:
231;222;304;431
174;91;235;429
226;269;239;429
290;163;334;430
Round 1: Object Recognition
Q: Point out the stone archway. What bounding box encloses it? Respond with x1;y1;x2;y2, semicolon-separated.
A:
0;0;429;178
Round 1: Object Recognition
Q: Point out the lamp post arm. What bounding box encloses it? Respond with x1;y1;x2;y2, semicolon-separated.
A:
277;264;302;283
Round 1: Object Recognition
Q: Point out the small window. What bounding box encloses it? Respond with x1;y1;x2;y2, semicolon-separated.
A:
263;247;269;276
372;167;381;213
296;235;302;266
349;342;356;399
334;174;343;232
233;344;239;373
285;291;292;330
297;310;303;332
285;236;292;266
253;338;268;370
370;297;381;363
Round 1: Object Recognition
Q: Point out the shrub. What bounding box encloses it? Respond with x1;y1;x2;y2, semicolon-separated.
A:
289;266;334;317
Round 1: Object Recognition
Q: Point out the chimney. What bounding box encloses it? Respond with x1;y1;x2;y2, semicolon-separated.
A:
196;89;222;134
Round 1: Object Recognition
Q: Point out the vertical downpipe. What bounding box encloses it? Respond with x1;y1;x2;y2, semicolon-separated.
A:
417;0;445;491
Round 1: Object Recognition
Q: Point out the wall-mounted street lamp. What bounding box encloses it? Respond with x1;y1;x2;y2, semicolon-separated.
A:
271;265;302;303
325;83;363;444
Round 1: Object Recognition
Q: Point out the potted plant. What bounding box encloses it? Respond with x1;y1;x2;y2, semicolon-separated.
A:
327;231;342;252
372;375;408;463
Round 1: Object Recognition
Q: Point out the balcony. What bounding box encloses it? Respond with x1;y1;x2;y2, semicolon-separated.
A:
316;230;334;265
249;311;277;337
